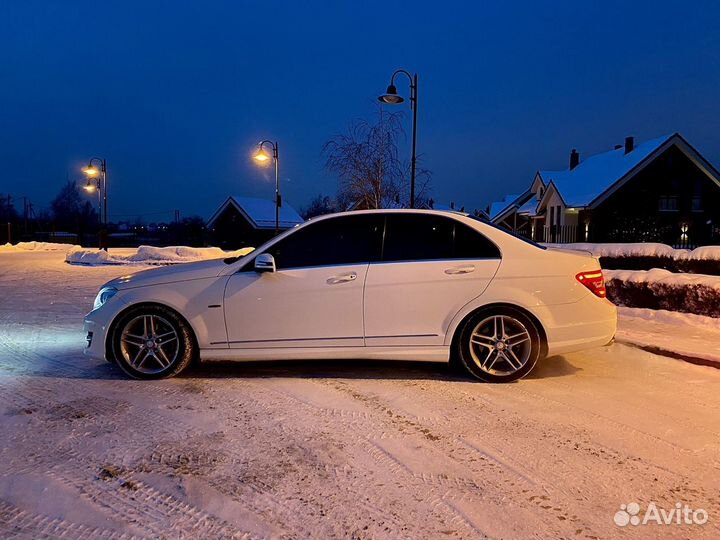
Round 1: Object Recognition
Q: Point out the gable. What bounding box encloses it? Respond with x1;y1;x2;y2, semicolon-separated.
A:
589;134;720;209
540;134;674;208
536;181;567;214
207;196;304;230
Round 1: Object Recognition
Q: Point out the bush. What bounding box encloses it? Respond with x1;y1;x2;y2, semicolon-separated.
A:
606;279;720;317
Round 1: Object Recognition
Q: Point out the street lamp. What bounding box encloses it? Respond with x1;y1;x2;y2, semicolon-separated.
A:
83;157;108;250
378;69;419;208
253;140;280;235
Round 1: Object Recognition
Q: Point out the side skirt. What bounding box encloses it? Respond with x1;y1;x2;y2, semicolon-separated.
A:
199;346;450;363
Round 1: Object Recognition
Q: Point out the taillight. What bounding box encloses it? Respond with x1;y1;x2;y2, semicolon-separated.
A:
576;270;607;298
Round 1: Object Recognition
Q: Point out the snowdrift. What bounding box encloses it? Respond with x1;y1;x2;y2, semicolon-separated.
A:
543;242;720;260
605;269;720;318
0;241;79;253
544;242;720;275
66;245;255;266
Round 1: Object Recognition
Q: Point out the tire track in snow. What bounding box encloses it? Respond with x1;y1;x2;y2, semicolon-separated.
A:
0;499;142;540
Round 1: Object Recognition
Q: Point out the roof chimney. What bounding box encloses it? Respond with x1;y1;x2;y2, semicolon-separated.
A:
569;148;580;170
624;136;634;154
614;144;622;150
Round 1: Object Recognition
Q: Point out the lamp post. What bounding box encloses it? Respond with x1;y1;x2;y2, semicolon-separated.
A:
83;158;108;250
83;179;102;225
378;69;418;208
253;140;280;235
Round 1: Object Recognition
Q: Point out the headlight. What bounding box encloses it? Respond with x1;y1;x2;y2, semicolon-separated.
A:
93;287;118;310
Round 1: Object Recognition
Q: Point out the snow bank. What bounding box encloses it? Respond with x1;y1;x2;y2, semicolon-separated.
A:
605;268;720;290
544;242;720;261
66;245;254;266
617;307;720;367
0;241;79;253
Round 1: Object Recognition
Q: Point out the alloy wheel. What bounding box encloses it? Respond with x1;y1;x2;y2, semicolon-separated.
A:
119;314;179;375
468;315;532;375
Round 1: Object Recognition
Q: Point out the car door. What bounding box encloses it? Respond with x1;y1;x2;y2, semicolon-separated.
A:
223;214;383;348
363;213;501;347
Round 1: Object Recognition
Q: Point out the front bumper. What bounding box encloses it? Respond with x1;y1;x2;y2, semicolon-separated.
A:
83;317;109;361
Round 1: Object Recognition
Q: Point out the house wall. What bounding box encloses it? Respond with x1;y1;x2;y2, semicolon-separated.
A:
543;190;565;226
208;206;276;249
589;146;720;246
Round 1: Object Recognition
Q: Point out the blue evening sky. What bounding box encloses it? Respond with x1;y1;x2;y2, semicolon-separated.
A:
1;0;718;221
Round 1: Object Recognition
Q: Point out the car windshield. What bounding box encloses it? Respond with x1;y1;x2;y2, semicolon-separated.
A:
468;215;547;250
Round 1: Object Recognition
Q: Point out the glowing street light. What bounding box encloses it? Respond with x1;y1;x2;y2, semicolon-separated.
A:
253;148;271;163
82;157;108;250
378;68;419;208
253;140;280;235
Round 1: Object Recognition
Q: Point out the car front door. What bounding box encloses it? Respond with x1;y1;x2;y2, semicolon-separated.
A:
223;214;383;348
363;213;502;347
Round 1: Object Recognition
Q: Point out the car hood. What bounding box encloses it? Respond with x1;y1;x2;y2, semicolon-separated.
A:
107;258;230;290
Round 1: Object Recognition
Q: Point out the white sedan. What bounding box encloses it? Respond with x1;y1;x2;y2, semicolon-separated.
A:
84;210;616;382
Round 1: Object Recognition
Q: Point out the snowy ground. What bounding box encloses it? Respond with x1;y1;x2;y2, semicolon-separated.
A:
1;251;719;540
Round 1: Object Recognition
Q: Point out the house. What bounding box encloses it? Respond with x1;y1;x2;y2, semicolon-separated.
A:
489;133;720;247
207;196;304;249
487;174;546;237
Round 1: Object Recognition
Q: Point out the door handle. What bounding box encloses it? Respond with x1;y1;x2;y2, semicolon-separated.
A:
444;265;475;275
326;272;358;285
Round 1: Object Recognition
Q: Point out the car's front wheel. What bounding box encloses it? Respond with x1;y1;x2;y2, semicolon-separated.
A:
110;305;195;379
456;307;542;383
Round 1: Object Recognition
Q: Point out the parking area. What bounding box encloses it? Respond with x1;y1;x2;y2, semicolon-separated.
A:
1;251;719;539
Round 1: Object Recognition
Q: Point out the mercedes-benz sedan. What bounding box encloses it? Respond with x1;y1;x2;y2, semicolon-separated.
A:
84;210;616;382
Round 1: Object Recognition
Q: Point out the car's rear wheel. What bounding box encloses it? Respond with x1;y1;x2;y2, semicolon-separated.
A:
456;307;542;383
110;305;194;379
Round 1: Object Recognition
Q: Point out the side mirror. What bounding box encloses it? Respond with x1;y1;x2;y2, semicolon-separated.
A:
254;253;276;273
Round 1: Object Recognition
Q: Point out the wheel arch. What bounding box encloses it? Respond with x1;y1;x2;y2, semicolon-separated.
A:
105;301;200;362
449;302;548;360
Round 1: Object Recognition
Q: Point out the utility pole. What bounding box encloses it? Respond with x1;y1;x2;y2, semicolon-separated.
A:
6;195;11;245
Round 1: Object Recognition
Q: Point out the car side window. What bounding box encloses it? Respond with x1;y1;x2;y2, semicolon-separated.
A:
266;215;383;270
383;214;454;261
382;214;500;262
454;220;501;259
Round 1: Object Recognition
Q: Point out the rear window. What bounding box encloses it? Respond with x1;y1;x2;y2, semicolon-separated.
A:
469;216;547;250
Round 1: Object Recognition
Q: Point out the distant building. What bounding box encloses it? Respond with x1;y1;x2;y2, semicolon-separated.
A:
206;196;304;249
488;133;720;247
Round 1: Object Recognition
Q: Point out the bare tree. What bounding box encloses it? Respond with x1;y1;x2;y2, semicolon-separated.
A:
323;108;430;209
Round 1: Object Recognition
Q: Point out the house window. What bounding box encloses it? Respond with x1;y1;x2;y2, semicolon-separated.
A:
658;196;678;212
691;180;703;213
691;196;702;212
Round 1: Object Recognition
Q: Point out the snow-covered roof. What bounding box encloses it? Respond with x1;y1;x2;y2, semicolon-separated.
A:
516;198;539;216
538;134;673;208
207;196;304;230
488;193;521;220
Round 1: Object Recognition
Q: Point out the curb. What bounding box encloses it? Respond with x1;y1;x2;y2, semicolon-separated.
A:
616;339;720;370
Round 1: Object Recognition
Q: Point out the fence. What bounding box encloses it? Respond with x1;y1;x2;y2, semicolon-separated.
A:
541;225;580;244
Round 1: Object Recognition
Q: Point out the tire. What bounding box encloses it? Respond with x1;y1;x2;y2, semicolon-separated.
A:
455;306;542;383
110;305;195;380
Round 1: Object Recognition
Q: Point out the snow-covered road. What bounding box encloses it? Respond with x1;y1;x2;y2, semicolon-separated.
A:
1;251;719;539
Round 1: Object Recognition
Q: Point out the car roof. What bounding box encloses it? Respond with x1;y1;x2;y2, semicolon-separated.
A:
308;208;470;222
304;208;545;252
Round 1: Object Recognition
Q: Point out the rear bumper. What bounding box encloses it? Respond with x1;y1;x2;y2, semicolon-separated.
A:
536;296;617;357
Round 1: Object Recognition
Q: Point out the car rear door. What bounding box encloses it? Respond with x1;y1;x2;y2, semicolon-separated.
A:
223;214;383;348
363;213;501;347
